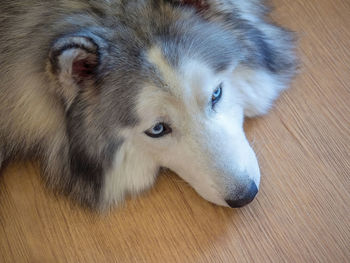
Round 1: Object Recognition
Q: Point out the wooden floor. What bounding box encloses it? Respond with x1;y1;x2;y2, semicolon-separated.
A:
1;0;350;262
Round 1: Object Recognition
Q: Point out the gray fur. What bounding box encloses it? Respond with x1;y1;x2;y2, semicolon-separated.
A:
0;0;296;209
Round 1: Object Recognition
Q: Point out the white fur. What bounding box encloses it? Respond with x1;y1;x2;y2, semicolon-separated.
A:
103;133;159;207
232;65;286;117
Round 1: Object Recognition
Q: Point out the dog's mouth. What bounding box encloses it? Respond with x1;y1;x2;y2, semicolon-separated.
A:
158;159;260;208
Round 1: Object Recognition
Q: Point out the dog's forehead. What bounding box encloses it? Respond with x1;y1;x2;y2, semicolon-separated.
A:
146;45;215;99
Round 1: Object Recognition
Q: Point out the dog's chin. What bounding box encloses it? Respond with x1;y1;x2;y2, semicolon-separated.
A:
193;183;259;208
203;197;230;207
192;187;229;207
209;199;231;207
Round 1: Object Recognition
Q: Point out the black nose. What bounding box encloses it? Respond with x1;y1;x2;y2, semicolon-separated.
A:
225;181;258;208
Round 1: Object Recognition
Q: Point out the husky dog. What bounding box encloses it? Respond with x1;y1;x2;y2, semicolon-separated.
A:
0;0;296;210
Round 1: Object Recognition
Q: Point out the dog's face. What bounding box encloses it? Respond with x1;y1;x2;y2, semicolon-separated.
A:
131;51;260;207
48;1;295;209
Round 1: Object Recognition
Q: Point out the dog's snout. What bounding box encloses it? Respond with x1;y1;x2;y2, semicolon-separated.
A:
225;181;258;208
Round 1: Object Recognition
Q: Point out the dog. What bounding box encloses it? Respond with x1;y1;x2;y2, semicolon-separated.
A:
0;0;296;210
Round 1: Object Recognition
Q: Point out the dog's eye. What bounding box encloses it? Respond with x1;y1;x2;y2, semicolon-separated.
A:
211;83;223;107
145;122;172;138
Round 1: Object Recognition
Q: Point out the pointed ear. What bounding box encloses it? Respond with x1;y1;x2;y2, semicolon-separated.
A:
48;34;106;109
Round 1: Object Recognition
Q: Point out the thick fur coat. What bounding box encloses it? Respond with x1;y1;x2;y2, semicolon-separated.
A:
0;0;296;210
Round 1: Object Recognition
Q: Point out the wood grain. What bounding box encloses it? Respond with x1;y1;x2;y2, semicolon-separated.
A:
1;0;349;262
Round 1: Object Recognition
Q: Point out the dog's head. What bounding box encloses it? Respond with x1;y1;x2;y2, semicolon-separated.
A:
48;0;295;209
137;48;261;208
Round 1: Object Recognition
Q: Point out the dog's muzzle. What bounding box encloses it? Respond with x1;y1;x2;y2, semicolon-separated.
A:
225;180;258;208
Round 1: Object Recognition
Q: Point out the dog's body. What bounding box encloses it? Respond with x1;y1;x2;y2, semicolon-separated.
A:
0;0;296;210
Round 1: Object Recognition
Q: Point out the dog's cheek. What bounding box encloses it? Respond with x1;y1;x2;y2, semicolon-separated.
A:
101;139;160;208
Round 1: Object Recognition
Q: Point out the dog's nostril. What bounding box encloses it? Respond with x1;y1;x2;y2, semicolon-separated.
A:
225;181;258;208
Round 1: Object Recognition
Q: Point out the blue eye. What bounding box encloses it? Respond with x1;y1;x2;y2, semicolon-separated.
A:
151;123;164;135
212;83;223;107
145;122;172;138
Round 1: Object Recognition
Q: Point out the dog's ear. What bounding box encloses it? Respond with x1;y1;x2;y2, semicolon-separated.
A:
48;33;107;110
